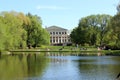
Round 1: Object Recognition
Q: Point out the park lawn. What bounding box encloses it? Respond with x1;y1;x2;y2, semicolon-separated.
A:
10;45;98;52
8;45;120;56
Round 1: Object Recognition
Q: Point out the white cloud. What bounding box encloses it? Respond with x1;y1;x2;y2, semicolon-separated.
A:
36;5;68;10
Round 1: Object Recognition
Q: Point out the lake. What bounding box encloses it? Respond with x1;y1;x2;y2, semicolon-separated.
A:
0;52;120;80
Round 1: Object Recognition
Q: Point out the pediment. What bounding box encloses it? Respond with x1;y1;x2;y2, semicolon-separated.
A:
46;26;67;31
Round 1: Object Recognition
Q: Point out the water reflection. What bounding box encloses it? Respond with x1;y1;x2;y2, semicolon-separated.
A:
76;56;120;80
45;52;70;56
0;52;120;80
0;53;49;80
45;52;104;56
39;56;81;80
48;57;68;63
42;55;120;80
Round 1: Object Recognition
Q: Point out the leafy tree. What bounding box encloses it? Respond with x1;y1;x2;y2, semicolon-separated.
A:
0;19;7;51
70;28;78;44
107;13;120;49
70;14;112;46
96;15;112;45
77;15;98;45
25;13;50;48
40;29;50;45
0;11;50;51
0;11;27;50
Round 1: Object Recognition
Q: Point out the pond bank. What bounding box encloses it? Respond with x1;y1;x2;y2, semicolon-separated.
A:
6;50;120;56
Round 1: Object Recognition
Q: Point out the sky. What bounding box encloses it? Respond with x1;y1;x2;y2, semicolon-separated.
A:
0;0;119;30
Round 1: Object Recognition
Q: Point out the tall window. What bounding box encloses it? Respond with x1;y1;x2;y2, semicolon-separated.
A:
59;32;61;34
53;40;55;43
50;32;52;35
53;32;55;35
65;39;66;42
65;32;67;34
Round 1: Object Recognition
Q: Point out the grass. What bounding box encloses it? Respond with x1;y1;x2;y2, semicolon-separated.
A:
8;45;120;56
10;45;97;52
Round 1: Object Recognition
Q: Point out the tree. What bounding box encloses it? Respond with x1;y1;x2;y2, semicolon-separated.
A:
0;11;50;51
107;13;120;49
70;14;112;46
0;11;27;50
0;18;7;51
25;13;50;48
96;14;112;46
77;15;98;45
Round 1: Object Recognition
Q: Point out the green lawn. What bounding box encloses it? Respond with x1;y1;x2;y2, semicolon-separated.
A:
8;45;120;56
10;45;98;52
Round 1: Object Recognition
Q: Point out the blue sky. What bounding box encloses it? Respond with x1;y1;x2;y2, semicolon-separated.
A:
0;0;119;30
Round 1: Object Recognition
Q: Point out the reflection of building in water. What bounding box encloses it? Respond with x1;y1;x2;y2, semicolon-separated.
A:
49;58;68;63
45;52;70;56
45;26;72;46
97;52;102;56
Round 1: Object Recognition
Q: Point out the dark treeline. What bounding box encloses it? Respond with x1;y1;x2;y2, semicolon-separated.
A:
70;4;120;50
0;11;50;51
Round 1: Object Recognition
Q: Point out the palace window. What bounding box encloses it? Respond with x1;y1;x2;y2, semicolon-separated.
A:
65;32;67;34
53;40;55;42
53;32;55;35
50;32;52;35
59;32;61;34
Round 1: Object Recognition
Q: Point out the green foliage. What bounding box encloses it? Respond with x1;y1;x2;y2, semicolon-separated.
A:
70;2;120;49
25;13;50;48
0;11;26;50
40;29;50;45
107;13;120;49
70;14;112;46
0;22;6;51
0;11;50;51
0;54;49;79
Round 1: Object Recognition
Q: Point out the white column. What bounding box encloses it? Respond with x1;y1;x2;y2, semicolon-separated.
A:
66;36;68;43
63;36;64;43
58;36;59;43
61;36;62;43
51;36;53;44
55;36;56;43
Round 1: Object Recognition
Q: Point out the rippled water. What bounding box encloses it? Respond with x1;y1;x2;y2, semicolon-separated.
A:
0;52;120;80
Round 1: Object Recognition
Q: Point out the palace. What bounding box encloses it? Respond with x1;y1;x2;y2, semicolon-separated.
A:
45;26;71;46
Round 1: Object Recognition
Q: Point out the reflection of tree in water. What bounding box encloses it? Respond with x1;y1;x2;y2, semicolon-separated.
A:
0;54;49;80
26;53;49;77
77;57;120;79
18;54;23;61
0;52;1;59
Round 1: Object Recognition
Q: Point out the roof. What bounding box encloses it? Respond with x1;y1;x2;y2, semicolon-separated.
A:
45;26;67;31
